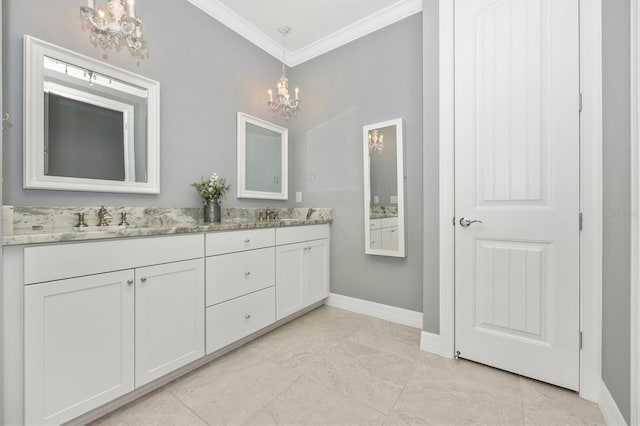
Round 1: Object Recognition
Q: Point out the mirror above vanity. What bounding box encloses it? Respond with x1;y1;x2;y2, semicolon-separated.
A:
24;36;160;194
363;118;406;258
237;112;288;200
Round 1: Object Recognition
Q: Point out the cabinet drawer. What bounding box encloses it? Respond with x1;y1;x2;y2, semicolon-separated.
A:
276;224;330;246
380;217;398;228
206;248;275;306
24;234;204;285
370;219;381;230
206;228;275;256
206;286;275;354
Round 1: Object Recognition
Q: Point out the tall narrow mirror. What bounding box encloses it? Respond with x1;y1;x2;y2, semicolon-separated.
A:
363;119;406;257
237;112;288;200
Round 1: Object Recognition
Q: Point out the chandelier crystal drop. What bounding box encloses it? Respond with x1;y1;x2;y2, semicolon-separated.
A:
368;129;384;154
80;0;147;57
267;26;301;120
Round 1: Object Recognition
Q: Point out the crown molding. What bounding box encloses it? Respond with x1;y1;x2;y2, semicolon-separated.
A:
187;0;286;64
187;0;422;68
287;0;422;66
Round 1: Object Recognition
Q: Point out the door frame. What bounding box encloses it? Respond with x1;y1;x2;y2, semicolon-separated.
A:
630;0;639;422
437;0;603;402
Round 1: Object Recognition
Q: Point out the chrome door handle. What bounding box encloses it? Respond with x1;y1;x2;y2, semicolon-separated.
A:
459;218;483;228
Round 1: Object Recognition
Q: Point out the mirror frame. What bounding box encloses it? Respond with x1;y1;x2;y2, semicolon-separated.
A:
363;118;407;258
236;112;288;200
24;35;160;194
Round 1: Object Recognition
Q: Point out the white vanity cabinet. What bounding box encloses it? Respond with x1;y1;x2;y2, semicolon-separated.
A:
22;235;204;425
205;229;277;354
24;270;136;426
275;224;330;320
135;259;205;386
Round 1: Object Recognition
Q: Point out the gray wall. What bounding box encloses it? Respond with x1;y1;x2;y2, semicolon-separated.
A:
602;0;631;423
422;0;439;333
3;0;288;208
288;14;424;312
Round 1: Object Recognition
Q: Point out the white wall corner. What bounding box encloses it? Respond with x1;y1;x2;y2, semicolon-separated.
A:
325;293;422;329
419;331;441;355
599;381;628;426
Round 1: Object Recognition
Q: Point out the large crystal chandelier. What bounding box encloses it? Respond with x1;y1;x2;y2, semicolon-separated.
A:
267;27;301;120
369;129;384;154
80;0;147;57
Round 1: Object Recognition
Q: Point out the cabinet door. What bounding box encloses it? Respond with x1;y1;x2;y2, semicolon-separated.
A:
381;227;399;250
306;239;330;305
276;242;305;320
25;270;135;425
370;229;382;249
135;259;205;386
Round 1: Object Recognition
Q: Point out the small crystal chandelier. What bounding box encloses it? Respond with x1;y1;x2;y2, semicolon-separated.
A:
267;26;301;120
80;0;147;57
369;129;384;154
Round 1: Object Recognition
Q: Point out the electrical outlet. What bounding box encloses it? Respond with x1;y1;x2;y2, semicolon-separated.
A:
296;191;302;203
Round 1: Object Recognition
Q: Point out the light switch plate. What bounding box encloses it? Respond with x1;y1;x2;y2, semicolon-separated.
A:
373;196;379;204
296;191;302;203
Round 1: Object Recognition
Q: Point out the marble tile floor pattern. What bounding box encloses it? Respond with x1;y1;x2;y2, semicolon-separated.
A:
92;306;604;426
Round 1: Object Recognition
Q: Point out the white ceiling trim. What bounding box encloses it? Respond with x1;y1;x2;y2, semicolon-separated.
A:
187;0;422;68
187;0;285;63
287;0;422;67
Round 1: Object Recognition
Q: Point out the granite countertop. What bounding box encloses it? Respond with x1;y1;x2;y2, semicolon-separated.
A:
2;206;332;246
369;206;398;220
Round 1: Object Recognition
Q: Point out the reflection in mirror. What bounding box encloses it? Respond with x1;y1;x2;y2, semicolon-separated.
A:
363;119;406;257
237;113;288;200
25;36;160;194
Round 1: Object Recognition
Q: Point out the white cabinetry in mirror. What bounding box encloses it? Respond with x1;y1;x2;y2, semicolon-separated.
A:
363;119;406;257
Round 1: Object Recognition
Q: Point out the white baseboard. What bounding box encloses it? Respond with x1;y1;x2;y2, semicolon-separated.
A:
599;381;628;426
325;293;423;328
419;331;442;355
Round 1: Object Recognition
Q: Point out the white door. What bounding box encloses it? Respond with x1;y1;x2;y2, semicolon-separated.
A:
135;259;205;386
454;0;580;390
24;270;135;425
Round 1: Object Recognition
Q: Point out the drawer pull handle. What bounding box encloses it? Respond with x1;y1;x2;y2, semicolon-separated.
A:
126;279;134;286
244;314;251;319
244;271;251;276
140;276;147;283
244;239;251;243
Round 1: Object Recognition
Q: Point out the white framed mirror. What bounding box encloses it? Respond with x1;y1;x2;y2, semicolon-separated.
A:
24;35;160;194
237;112;288;200
363;118;406;257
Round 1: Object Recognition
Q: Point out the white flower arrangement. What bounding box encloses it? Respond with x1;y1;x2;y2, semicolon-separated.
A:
191;172;231;202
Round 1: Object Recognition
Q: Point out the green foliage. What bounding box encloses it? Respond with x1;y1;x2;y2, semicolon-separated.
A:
191;173;231;202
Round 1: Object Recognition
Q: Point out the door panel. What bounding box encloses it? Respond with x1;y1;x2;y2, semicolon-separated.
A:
455;0;580;390
135;259;204;386
24;271;135;425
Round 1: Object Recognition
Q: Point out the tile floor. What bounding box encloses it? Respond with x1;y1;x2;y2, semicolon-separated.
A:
92;306;605;425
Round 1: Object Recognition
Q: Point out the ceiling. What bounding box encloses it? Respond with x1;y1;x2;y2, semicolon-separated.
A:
187;0;422;67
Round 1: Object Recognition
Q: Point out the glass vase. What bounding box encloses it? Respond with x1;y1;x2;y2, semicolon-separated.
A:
204;199;221;223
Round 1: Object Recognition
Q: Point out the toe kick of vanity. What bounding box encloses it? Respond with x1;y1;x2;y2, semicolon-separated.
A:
4;223;330;426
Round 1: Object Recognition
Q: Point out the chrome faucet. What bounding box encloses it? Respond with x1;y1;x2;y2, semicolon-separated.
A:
97;206;112;226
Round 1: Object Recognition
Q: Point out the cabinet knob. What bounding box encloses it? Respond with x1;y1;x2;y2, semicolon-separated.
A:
244;239;251;243
244;271;251;276
140;276;147;283
244;314;251;319
126;279;134;286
